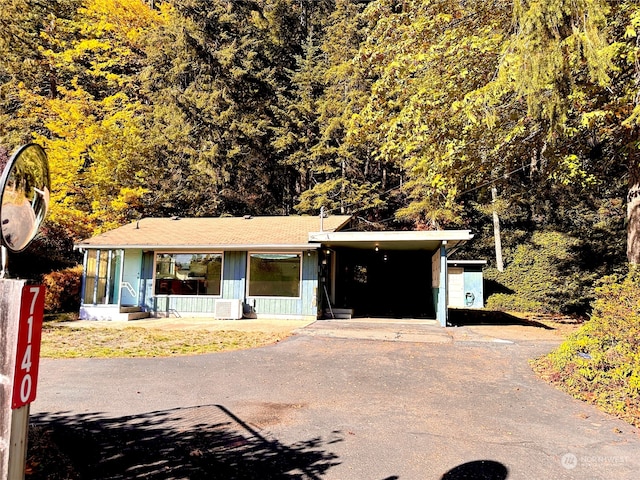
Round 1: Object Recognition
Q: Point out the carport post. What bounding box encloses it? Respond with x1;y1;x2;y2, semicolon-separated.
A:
437;242;448;327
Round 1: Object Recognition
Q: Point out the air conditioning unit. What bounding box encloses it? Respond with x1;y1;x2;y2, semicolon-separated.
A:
214;299;243;320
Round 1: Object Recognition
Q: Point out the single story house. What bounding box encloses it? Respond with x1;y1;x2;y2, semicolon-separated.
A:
75;215;475;327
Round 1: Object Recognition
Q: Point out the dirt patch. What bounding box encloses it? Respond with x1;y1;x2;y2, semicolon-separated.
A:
448;311;582;342
241;402;308;429
460;324;568;342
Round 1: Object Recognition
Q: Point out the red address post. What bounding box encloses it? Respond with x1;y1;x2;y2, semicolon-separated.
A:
11;285;45;409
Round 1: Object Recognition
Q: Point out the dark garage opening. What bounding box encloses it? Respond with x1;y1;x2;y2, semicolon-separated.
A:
331;249;435;319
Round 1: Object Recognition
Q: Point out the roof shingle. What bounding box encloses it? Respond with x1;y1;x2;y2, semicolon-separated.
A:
77;215;352;249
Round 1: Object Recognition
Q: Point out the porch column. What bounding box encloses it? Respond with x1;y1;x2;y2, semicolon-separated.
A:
436;242;448;327
91;249;100;304
80;249;88;304
104;249;113;305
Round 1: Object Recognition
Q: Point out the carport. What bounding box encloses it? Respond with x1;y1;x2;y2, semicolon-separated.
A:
309;230;473;327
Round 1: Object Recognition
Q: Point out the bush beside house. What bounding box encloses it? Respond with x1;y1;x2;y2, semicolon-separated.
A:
43;265;83;314
483;231;586;314
533;273;640;427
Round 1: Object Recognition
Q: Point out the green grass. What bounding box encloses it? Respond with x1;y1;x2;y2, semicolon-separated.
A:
40;324;288;358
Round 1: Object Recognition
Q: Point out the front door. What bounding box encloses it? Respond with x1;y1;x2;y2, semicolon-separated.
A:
120;250;142;306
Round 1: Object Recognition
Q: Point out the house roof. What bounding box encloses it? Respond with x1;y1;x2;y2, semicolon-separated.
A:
76;215;352;250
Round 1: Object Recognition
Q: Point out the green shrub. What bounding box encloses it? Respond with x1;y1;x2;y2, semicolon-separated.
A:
485;293;545;313
43;265;83;313
484;231;582;313
533;272;640;427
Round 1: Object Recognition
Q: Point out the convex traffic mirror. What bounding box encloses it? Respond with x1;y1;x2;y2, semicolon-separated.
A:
0;144;50;253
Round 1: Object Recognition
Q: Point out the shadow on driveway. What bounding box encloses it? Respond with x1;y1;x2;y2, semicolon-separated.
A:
440;460;508;479
448;309;554;329
31;405;340;479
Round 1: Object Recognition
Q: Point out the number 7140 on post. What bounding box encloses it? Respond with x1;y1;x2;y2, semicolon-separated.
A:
12;285;45;409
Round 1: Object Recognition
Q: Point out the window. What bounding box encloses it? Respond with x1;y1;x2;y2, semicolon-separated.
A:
248;253;301;297
83;250;99;304
154;253;222;296
83;249;121;304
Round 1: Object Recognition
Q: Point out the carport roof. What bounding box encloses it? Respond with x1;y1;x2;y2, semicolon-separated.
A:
309;230;473;251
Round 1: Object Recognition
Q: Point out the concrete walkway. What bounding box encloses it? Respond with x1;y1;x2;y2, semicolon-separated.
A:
30;319;639;479
59;316;568;345
297;318;569;345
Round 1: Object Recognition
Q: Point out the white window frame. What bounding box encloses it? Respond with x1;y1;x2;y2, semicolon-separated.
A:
246;251;303;299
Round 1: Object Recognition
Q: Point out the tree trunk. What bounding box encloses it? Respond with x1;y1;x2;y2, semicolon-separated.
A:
627;163;640;264
340;159;346;214
492;186;504;272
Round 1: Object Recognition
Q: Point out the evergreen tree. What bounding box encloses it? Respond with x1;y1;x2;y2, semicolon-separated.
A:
346;0;513;228
471;0;640;264
271;32;324;213
296;0;387;221
140;0;284;217
266;0;336;213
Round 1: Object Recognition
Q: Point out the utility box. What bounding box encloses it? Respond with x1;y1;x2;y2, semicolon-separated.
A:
214;299;243;320
447;260;486;309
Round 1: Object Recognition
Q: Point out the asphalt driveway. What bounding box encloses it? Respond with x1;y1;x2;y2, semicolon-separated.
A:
31;322;640;479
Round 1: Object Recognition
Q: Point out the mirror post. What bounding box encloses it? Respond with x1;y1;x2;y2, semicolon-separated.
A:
0;281;44;480
0;279;26;479
0;144;50;480
1;245;6;278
